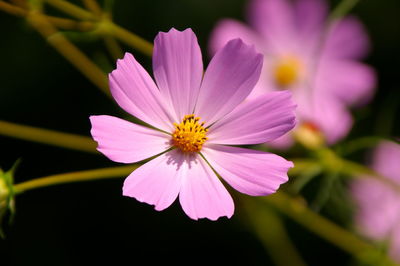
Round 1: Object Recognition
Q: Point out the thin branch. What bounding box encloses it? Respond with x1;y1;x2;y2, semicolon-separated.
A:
14;165;137;194
45;0;95;20
26;10;110;96
263;192;398;265
244;199;307;266
0;120;97;153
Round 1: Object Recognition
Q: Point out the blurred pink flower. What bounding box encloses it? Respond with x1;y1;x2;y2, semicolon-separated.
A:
352;141;400;262
90;28;296;220
210;0;376;147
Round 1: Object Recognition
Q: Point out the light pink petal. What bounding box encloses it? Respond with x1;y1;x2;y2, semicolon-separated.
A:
323;16;370;59
90;115;170;163
247;0;295;52
195;39;263;126
351;141;400;261
209;19;266;56
109;53;175;132
122;149;185;211
351;178;400;240
153;28;203;121
293;0;328;47
208;91;296;145
179;153;234;221
319;60;376;106
390;226;400;262
309;96;353;144
372;141;400;183
202;145;292;196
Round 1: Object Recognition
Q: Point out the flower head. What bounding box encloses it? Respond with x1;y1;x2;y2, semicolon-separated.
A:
351;141;400;262
209;0;376;147
90;28;296;220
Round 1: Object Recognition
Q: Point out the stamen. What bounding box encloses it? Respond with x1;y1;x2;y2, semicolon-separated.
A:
274;56;302;88
172;114;208;152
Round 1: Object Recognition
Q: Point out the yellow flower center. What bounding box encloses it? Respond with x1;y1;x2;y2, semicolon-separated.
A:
172;114;208;152
274;56;302;88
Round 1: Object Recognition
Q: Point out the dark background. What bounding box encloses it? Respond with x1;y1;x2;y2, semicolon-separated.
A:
0;0;399;265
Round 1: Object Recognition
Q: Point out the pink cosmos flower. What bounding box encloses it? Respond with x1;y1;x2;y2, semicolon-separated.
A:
209;0;376;147
351;141;400;261
89;28;296;220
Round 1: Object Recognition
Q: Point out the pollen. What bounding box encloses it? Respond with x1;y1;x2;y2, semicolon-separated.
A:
172;114;208;153
274;56;302;88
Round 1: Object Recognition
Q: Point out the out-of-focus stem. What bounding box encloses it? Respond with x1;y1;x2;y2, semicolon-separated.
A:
329;0;360;20
14;165;137;194
314;147;400;194
82;0;102;16
106;23;153;56
44;0;154;56
0;2;95;31
263;192;398;265
0;120;97;153
244;199;307;266
26;10;110;96
45;0;95;20
0;1;26;16
103;34;124;60
45;16;94;31
341;159;400;193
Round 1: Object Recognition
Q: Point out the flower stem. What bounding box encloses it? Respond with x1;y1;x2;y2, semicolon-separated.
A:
329;0;361;20
0;0;93;31
106;22;153;56
45;0;95;20
81;0;102;17
44;0;153;56
263;192;398;265
13;165;137;194
244;198;307;266
26;9;110;96
0;1;26;16
0;120;97;153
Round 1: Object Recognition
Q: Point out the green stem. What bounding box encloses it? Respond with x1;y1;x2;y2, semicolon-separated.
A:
81;0;102;16
263;192;398;266
244;198;307;266
14;165;137;194
106;22;153;56
336;136;391;156
329;0;360;21
0;1;93;31
341;159;400;193
43;0;153;56
26;10;110;96
45;0;95;20
0;120;97;153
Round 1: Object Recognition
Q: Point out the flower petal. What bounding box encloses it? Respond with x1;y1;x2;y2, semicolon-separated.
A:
294;0;328;40
372;141;400;182
319;60;376;106
301;94;353;144
153;28;203;121
90;115;170;163
202;145;292;196
207;91;296;145
247;0;295;51
109;53;175;132
324;16;370;59
122;149;185;211
178;153;234;220
209;19;266;56
195;39;263;126
351;177;400;240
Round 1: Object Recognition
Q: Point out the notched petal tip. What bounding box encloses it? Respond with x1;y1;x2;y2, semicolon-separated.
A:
156;27;195;39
